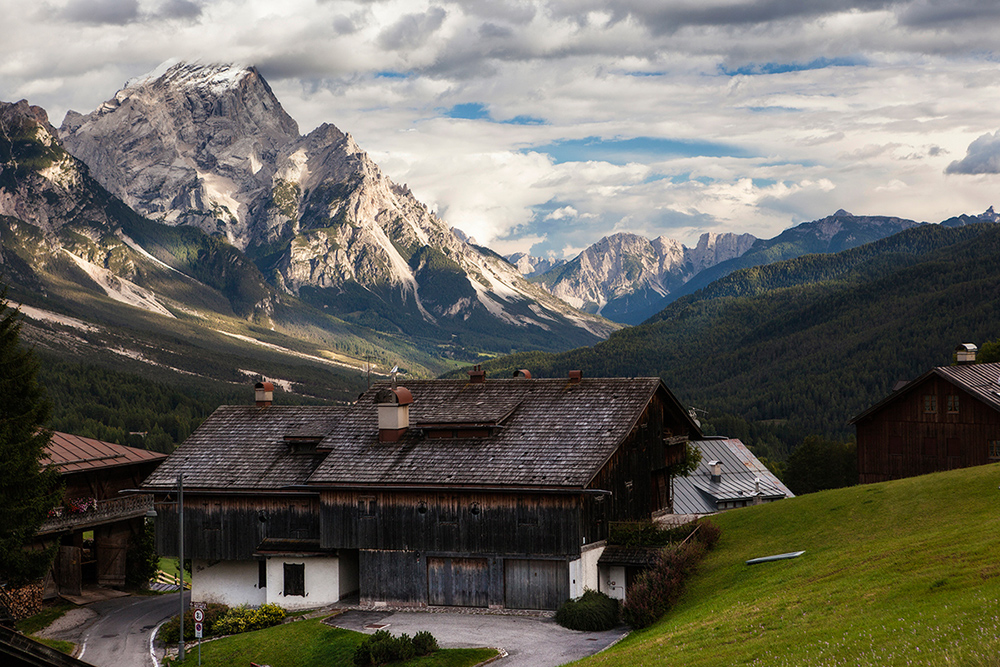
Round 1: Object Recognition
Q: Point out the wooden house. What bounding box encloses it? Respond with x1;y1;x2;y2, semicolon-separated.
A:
36;433;164;598
142;373;701;611
852;354;1000;484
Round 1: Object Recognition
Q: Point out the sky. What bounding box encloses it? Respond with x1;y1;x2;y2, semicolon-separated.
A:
3;1;1000;259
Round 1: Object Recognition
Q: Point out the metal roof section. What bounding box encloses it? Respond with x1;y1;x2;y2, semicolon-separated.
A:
43;431;166;474
672;439;793;515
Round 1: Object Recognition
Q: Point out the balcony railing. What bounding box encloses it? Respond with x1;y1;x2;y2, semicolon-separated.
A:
37;494;154;535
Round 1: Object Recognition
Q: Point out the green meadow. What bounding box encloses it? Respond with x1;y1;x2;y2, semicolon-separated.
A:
576;463;1000;666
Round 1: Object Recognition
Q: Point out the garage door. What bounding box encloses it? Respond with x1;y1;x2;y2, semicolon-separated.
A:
504;559;568;610
427;557;489;607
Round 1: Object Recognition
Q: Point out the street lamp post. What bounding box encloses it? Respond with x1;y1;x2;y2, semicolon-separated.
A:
178;473;185;662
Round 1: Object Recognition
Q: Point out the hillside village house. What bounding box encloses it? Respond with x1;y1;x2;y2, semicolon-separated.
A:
852;344;1000;484
142;371;701;610
36;433;164;599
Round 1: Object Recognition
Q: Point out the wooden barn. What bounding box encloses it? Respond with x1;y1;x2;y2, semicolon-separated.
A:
143;372;701;611
36;433;164;599
852;350;1000;484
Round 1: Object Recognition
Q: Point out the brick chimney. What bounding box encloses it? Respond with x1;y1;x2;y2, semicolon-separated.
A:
255;381;274;407
568;370;583;384
467;364;486;383
375;386;413;442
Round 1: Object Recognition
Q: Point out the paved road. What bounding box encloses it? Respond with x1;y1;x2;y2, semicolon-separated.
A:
43;592;187;667
332;610;628;667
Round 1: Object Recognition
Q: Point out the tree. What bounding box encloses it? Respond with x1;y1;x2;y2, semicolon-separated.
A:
0;289;61;585
784;435;857;495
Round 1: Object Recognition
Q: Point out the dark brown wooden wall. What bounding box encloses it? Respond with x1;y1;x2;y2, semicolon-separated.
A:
857;376;1000;483
155;494;320;560
320;490;581;557
62;461;161;503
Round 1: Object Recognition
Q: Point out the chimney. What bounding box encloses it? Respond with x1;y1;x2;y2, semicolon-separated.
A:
955;343;978;365
708;460;722;483
467;364;486;384
255;381;274;407
375;386;413;442
512;369;532;379
568;370;583;384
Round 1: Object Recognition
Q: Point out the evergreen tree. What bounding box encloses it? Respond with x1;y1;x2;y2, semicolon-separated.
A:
0;289;61;585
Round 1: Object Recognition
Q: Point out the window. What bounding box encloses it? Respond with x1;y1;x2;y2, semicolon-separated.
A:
258;560;267;589
947;395;960;414
923;395;938;413
283;563;305;597
358;496;376;518
989;441;1000;460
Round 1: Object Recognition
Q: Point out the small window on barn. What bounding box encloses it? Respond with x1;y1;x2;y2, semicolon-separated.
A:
283;563;305;597
359;496;377;518
924;395;938;413
989;441;1000;460
258;560;267;589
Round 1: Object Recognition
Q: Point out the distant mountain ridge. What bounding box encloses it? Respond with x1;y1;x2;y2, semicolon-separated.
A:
58;61;617;351
511;231;756;324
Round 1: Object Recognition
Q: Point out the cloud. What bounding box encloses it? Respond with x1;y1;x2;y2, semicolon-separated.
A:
61;0;139;24
155;0;202;20
946;130;1000;174
378;6;448;50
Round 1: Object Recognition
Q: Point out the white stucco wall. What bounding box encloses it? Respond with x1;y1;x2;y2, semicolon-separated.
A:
569;542;605;599
599;565;626;601
191;559;265;607
264;556;342;609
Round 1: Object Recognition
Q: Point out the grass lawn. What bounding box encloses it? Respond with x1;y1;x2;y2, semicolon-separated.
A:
15;601;78;655
572;462;1000;667
165;617;497;667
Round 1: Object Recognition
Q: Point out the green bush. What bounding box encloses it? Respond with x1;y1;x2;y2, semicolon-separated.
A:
212;603;286;636
555;589;620;631
353;629;438;666
158;603;230;643
412;630;438;655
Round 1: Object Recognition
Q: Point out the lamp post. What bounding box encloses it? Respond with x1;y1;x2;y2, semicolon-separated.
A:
178;473;185;662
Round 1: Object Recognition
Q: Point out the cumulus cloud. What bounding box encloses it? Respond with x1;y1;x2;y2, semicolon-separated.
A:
378;6;448;50
154;0;202;20
946;130;1000;175
61;0;139;24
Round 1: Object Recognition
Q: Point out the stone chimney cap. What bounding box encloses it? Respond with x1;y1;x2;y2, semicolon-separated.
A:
568;370;582;384
513;369;532;379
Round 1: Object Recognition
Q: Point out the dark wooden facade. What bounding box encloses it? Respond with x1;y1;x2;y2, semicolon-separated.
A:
855;372;1000;484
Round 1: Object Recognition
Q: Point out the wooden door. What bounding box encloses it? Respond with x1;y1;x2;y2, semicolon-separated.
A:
504;559;568;610
96;526;128;587
57;546;82;596
427;557;489;607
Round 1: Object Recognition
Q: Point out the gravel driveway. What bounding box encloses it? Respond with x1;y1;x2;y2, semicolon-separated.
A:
330;610;628;667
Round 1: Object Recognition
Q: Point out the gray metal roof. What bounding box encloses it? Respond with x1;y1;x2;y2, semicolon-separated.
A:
144;377;701;492
309;377;693;488
850;362;1000;424
672;439;793;515
142;406;347;491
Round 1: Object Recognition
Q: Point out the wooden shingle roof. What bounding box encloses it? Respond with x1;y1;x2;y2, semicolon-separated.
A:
142;406;347;491
43;432;165;474
308;377;687;489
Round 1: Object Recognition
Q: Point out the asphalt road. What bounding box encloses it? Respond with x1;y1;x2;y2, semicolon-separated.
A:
332;610;628;667
46;592;187;667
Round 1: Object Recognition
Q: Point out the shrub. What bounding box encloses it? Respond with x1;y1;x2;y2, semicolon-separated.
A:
609;518;720;549
412;630;439;655
353;629;438;666
212;603;286;636
622;537;715;629
555;589;620;631
158;603;229;644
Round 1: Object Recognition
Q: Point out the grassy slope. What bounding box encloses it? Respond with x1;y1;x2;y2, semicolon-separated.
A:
166;618;496;667
576;463;1000;666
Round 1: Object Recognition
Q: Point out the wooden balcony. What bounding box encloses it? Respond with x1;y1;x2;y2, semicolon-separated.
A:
37;494;154;535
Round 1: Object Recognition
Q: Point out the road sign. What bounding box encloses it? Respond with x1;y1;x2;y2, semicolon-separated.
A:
193;609;204;623
194;621;203;638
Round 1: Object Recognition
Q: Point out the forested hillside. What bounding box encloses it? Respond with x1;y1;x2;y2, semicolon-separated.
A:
471;224;1000;461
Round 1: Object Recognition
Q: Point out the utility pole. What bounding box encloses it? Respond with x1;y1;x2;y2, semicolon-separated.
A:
178;473;185;662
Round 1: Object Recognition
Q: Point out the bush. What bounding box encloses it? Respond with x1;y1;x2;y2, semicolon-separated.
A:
353;629;438;666
412;630;439;655
555;589;620;631
212;603;286;636
609;518;720;548
621;531;720;630
158;603;229;644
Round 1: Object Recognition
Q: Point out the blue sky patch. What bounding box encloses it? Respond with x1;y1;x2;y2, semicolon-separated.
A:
375;70;408;79
444;102;491;120
525;136;752;165
502;115;546;125
720;57;865;76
